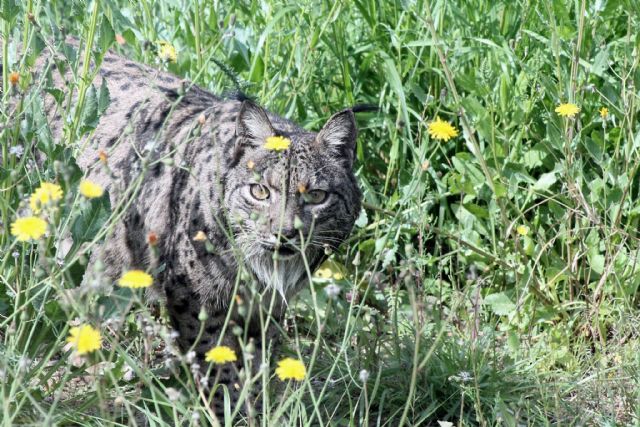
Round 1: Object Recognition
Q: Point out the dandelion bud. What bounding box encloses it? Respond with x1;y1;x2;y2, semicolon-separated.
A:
190;363;200;377
352;251;361;267
9;72;19;86
147;232;158;246
240;270;250;282
294;215;303;230
198;308;208;322
193;230;207;242
324;284;340;300
123;367;135;381
359;369;370;383
166;387;181;402
237;304;247;317
345;291;359;304
98;150;108;164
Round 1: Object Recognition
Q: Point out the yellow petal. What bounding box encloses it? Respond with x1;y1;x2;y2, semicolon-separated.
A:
118;270;153;288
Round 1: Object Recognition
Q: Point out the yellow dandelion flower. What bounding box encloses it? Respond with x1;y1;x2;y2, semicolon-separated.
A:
275;357;306;381
11;216;48;241
66;324;102;355
555;103;580;118
29;182;63;213
600;107;608;119
79;179;104;198
428;117;459;142
118;270;153;288
516;225;529;236
158;41;177;63
264;136;291;151
205;346;238;364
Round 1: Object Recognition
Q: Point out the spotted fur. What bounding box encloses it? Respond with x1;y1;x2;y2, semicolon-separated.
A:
35;40;362;411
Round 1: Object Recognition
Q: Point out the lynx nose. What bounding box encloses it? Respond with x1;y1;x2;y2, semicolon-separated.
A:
272;226;297;241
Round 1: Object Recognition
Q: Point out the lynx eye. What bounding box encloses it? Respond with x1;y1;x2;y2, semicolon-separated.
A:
304;189;327;204
249;184;270;201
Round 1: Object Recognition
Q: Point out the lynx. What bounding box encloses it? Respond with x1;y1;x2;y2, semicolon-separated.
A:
16;39;363;412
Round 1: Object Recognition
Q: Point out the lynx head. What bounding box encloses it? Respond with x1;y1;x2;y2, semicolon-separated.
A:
224;101;362;297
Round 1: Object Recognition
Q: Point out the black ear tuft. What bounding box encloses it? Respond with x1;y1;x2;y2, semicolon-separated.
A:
317;109;358;167
235;100;274;143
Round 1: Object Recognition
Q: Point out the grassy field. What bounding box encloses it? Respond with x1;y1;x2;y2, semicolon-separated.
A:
2;0;640;425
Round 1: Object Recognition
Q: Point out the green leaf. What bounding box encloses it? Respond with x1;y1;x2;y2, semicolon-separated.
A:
463;203;490;219
523;144;549;169
72;195;111;243
98;79;111;116
79;84;98;134
80;80;110;134
0;0;20;22
483;292;516;316
452;153;485;186
355;208;368;228
532;171;557;192
98;287;134;319
45;87;66;106
97;16;115;53
591;48;609;78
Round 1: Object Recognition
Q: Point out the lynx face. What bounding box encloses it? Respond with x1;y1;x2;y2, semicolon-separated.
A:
224;101;362;296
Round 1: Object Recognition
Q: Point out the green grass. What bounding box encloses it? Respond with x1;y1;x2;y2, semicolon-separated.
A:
2;0;640;425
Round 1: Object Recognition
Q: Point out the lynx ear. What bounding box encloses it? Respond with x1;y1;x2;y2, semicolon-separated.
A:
235;100;274;143
317;109;357;167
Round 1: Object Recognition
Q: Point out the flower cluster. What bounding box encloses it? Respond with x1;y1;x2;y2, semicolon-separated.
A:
30;182;63;213
11;179;105;243
202;344;307;382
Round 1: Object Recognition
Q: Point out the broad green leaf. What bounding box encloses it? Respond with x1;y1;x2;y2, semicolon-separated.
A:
72;195;111;243
0;0;20;22
483;292;516;316
97;16;115;53
532;171;557;192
